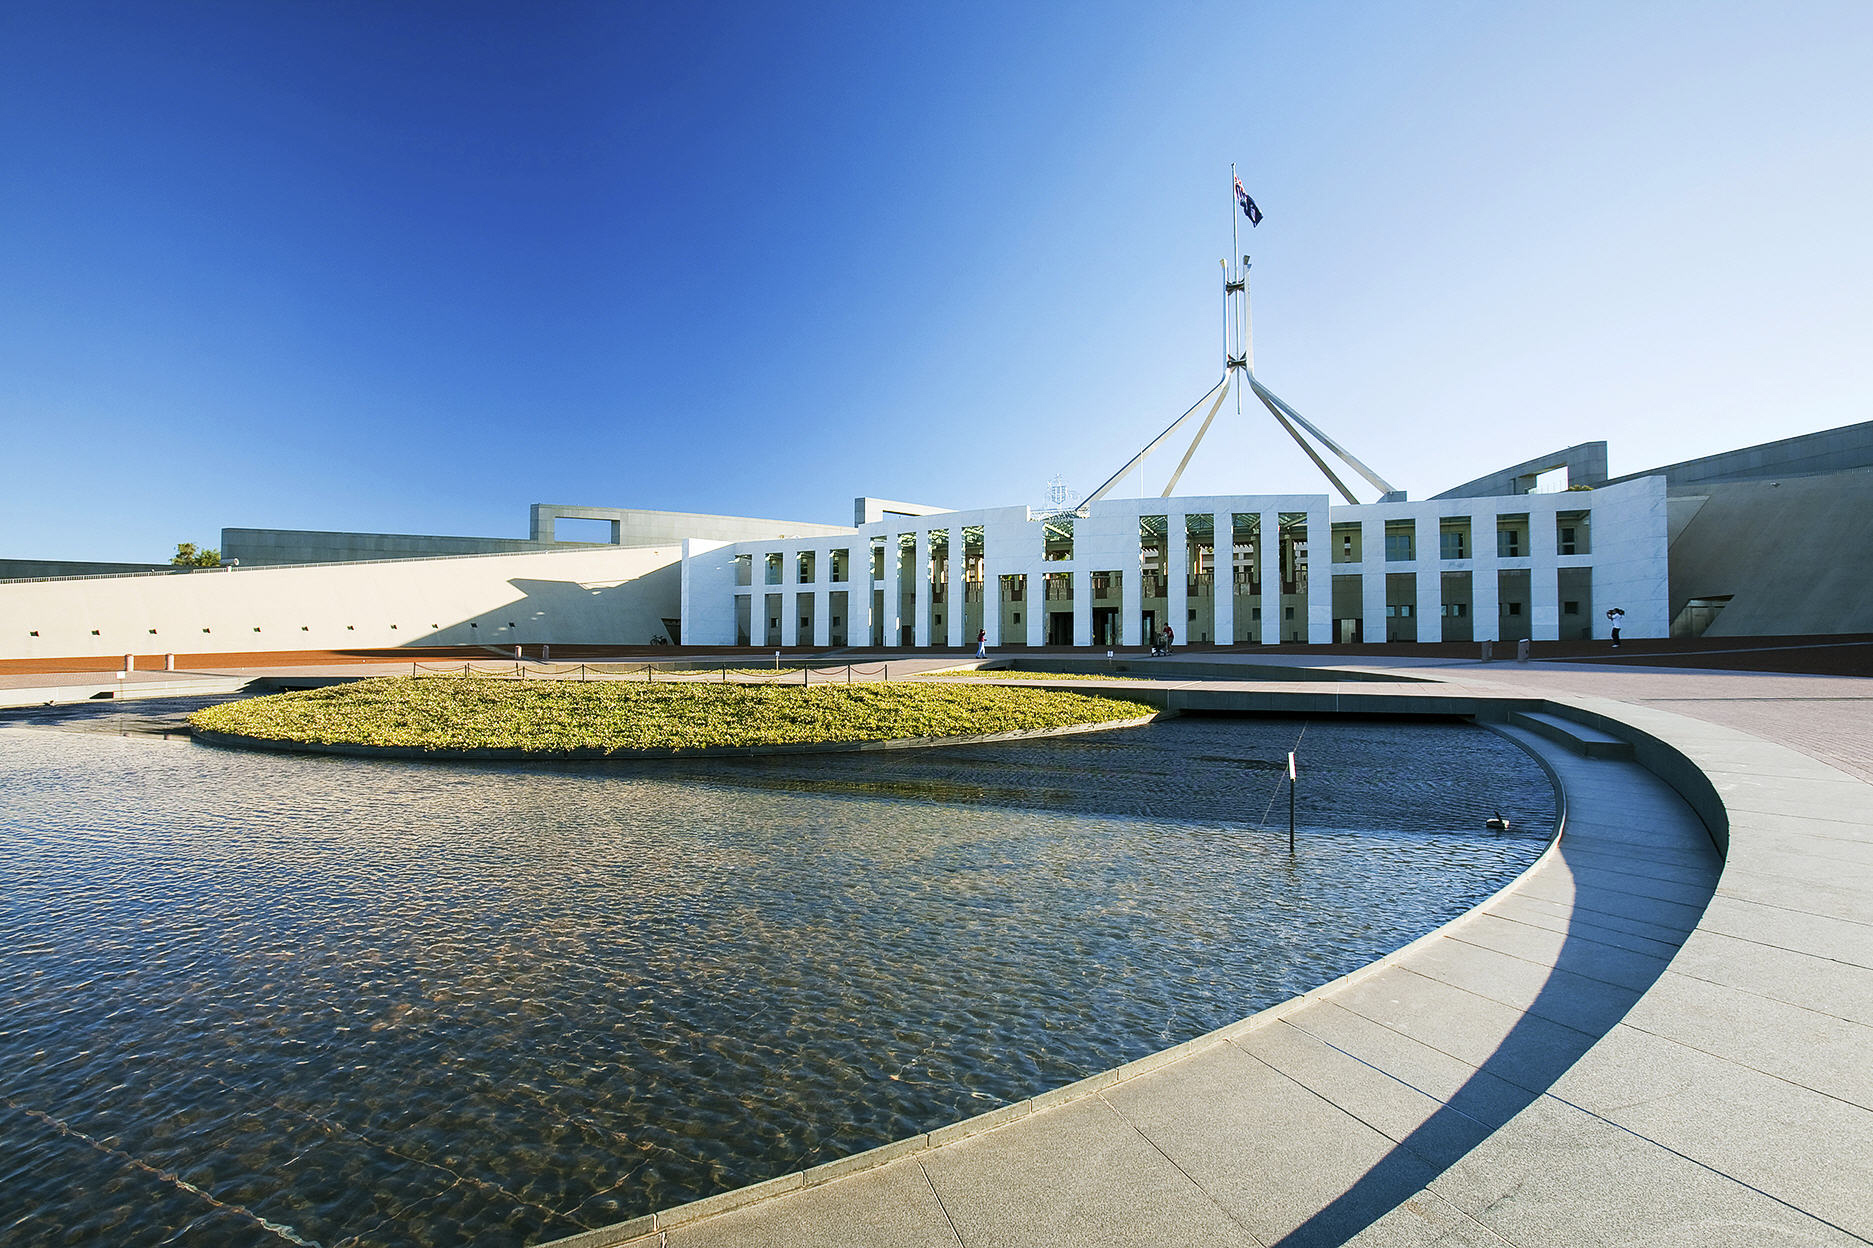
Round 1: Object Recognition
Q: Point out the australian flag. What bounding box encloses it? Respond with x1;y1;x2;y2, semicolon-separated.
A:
1235;176;1263;226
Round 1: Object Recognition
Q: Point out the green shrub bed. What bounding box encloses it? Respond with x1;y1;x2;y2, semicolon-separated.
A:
188;675;1157;754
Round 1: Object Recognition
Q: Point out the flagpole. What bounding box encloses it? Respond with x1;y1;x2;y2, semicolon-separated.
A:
1230;163;1239;371
1231;163;1244;413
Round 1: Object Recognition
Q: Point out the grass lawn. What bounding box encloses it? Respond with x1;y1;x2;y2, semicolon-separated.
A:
188;675;1157;754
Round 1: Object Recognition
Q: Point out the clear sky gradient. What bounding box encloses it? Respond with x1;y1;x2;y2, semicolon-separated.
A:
4;1;1869;561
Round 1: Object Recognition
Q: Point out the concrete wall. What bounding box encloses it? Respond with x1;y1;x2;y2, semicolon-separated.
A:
1666;468;1873;636
528;504;852;547
0;545;683;661
1605;419;1873;489
1;559;174;580
1433;443;1609;499
222;528;570;566
225;507;853;567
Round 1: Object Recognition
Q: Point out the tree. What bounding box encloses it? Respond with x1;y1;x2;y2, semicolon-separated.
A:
171;542;222;567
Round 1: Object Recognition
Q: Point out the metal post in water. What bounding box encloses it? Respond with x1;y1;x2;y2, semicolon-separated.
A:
1288;750;1297;855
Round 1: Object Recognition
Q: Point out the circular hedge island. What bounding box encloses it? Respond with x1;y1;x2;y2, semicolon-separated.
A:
187;675;1160;758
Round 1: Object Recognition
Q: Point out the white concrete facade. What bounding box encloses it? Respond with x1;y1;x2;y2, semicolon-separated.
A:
0;479;1668;661
3;545;686;660
681;477;1669;648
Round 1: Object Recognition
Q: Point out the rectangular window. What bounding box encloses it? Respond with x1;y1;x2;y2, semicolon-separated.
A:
1556;510;1590;556
1440;531;1466;559
1498;531;1521;557
1564;600;1579;615
1284;606;1295;620
1384;534;1413;561
1507;602;1522;616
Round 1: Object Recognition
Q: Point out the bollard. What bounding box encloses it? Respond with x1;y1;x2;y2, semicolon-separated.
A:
1516;638;1530;663
164;653;176;672
1479;640;1493;663
542;643;550;662
124;653;135;673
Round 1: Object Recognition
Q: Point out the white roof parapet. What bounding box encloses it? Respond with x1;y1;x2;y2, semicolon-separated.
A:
853;498;954;526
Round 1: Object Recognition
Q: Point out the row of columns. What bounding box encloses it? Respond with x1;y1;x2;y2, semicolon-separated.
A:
1348;509;1566;643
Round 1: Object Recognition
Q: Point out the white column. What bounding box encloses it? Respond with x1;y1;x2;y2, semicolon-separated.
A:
1414;518;1441;644
849;547;872;647
1530;505;1560;640
881;536;901;647
1212;510;1234;646
780;587;798;647
1361;516;1386;644
947;542;966;648
1123;529;1144;646
1472;507;1499;642
913;531;932;647
1073;568;1092;646
1166;513;1188;647
1306;503;1332;644
1263;509;1285;645
1027;574;1045;647
813;552;832;648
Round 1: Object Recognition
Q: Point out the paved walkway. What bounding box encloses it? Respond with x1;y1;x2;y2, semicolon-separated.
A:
535;657;1873;1248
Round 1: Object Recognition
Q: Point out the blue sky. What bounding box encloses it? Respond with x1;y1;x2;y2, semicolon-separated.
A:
3;1;1869;561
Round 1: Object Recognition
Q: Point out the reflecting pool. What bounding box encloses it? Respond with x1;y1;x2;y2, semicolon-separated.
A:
0;702;1554;1246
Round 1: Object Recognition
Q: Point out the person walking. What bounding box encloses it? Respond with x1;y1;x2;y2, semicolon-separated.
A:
1163;623;1175;652
974;628;987;659
1606;606;1624;649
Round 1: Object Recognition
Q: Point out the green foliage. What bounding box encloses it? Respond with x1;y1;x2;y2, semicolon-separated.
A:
170;542;222;567
188;676;1156;754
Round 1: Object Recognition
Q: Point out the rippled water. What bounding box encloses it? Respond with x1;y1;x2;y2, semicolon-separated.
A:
0;703;1554;1247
